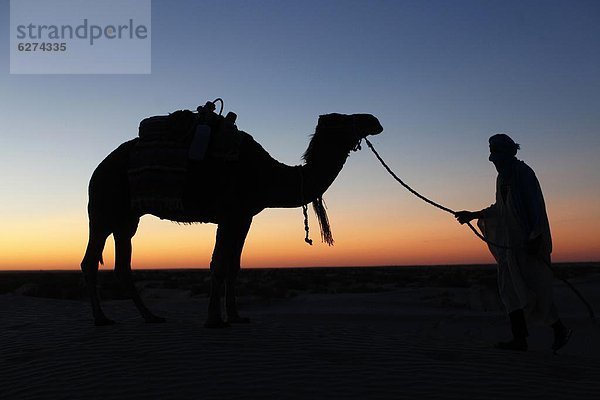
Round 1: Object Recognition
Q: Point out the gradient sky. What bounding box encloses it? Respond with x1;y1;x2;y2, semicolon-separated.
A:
1;0;599;270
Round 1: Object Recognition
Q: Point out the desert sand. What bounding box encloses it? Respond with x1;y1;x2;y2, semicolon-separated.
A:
1;264;599;399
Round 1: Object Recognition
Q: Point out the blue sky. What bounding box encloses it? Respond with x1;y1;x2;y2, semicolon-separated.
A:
1;0;599;268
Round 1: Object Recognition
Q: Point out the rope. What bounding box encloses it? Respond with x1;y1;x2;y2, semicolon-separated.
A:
364;138;509;246
298;167;313;245
364;138;454;215
364;137;596;320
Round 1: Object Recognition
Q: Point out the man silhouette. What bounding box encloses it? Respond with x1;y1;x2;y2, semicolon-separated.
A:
455;134;571;352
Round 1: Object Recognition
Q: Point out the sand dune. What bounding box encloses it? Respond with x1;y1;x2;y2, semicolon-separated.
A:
1;267;599;399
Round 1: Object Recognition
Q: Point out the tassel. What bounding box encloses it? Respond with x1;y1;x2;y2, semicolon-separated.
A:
312;196;334;246
302;204;313;245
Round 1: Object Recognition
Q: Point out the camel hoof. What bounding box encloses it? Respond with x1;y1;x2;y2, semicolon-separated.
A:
94;317;116;327
144;315;166;324
204;319;230;329
228;316;251;324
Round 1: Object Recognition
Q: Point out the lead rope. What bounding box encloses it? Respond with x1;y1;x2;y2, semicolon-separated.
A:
364;137;596;320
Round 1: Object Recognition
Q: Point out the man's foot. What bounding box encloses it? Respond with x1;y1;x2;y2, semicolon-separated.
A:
495;338;528;352
552;328;572;352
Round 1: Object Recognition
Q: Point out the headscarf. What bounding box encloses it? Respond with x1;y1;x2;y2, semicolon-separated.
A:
489;133;520;162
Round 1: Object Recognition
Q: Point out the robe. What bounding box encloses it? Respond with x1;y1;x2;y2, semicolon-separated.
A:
477;159;558;325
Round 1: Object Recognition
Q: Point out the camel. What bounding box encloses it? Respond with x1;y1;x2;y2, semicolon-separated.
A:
80;112;383;328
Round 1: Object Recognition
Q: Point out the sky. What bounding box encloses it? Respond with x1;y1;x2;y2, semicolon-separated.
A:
0;0;599;270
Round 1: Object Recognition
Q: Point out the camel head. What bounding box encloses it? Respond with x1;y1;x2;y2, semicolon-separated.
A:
317;113;383;138
304;113;383;165
309;113;383;158
349;113;384;137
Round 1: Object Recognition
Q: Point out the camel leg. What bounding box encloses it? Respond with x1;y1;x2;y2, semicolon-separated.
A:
226;217;252;323
81;227;114;326
205;225;229;328
205;218;252;328
114;228;166;324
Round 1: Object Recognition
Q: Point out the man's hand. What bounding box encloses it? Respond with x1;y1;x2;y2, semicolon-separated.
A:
454;211;476;225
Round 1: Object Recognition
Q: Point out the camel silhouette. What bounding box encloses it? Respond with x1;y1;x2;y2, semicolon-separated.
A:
80;113;383;328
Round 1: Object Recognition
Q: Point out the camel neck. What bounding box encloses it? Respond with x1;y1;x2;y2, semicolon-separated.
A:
260;121;357;209
260;150;350;209
300;154;348;203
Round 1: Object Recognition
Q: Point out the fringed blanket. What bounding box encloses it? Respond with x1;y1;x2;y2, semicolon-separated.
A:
128;140;189;214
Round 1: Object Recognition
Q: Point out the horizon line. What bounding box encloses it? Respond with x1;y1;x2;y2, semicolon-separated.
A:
1;260;598;273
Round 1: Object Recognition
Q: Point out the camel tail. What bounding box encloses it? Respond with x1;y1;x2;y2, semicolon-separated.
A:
312;196;334;246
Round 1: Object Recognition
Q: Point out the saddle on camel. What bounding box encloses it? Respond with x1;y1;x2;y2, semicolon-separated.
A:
128;99;245;218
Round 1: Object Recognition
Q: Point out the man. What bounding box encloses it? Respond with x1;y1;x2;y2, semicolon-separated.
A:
455;134;571;352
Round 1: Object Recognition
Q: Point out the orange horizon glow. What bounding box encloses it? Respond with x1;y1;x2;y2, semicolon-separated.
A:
1;199;598;271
